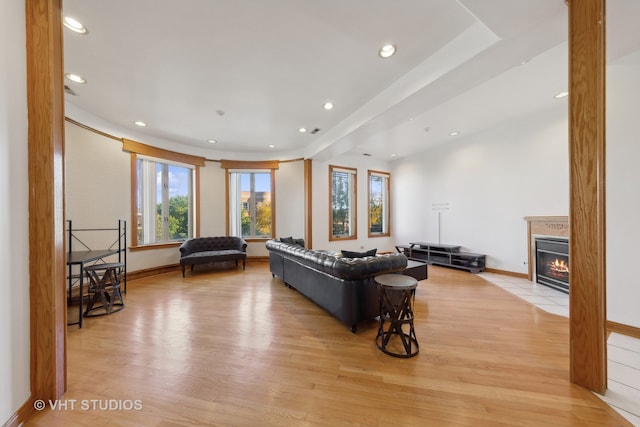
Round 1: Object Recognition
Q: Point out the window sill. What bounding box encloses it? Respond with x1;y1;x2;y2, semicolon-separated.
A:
329;236;357;241
243;237;272;243
368;233;391;238
129;241;183;252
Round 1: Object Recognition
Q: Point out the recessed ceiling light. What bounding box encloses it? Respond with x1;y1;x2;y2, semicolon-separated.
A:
207;139;217;144
391;153;397;157
323;102;334;110
268;144;275;148
63;16;87;34
134;121;147;127
378;44;396;59
554;91;569;99
298;127;307;133
449;131;460;136
65;73;86;84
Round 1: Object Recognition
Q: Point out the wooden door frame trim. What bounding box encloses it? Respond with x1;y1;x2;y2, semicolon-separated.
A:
304;159;313;249
26;0;66;404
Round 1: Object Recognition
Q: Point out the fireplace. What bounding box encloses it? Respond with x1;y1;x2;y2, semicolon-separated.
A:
535;237;569;293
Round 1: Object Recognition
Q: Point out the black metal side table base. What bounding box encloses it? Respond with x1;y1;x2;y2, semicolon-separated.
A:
375;273;419;358
83;262;126;317
376;331;419;358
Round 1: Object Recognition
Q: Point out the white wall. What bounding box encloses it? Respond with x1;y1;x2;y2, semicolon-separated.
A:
607;54;640;328
274;160;305;245
65;124;130;236
199;160;227;237
311;154;395;253
0;0;31;421
392;106;569;273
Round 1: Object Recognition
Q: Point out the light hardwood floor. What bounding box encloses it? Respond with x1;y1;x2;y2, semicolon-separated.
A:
26;262;631;426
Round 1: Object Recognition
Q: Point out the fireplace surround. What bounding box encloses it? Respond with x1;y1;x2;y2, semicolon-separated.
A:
523;216;569;291
535;237;569;293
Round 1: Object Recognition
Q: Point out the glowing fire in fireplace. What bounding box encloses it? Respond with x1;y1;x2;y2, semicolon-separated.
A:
548;258;569;276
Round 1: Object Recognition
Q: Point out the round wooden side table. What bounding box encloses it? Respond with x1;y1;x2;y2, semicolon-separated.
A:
374;273;419;358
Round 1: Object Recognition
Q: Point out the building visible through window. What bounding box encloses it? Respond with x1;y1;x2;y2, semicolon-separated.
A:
229;171;273;238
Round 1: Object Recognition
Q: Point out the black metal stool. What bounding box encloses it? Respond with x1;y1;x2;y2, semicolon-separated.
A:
375;273;419;358
84;262;125;317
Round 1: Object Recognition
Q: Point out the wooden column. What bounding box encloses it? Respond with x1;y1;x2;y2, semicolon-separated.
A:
26;0;66;399
567;0;607;393
304;159;313;249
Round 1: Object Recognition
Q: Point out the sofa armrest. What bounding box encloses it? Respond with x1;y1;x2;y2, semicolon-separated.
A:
179;240;191;256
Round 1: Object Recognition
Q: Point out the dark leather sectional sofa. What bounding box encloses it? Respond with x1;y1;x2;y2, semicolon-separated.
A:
266;239;407;332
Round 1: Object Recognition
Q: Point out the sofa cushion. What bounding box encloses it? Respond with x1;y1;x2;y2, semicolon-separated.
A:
181;249;245;261
341;248;377;258
279;236;305;248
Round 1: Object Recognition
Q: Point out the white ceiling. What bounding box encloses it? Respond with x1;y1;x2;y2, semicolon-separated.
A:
62;0;571;161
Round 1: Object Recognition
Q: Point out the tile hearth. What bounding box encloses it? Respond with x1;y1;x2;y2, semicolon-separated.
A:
480;272;640;426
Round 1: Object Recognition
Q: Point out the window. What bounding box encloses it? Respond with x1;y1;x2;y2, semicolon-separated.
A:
228;170;274;239
330;165;357;240
136;157;195;244
124;138;204;248
368;170;390;237
223;160;278;240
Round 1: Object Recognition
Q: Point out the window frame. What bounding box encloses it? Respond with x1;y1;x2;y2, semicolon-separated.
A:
124;138;204;250
368;169;391;238
223;160;278;242
329;164;357;241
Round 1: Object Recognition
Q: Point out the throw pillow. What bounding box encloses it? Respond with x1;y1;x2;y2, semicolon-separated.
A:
280;236;295;244
341;248;377;258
